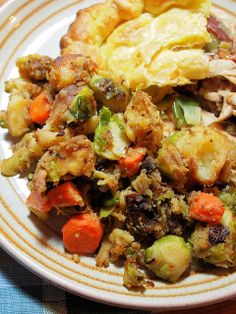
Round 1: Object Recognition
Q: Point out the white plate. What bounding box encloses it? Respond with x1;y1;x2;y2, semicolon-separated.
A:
0;0;236;310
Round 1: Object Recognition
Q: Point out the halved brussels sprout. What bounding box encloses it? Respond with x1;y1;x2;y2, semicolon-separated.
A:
69;85;97;122
94;107;131;160
89;75;130;112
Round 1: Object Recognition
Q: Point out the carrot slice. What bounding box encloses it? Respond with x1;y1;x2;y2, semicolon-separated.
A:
26;191;52;212
29;92;52;124
62;213;103;254
47;182;84;208
118;146;146;177
189;192;225;224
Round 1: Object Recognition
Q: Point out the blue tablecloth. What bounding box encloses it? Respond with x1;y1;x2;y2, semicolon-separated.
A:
0;248;147;314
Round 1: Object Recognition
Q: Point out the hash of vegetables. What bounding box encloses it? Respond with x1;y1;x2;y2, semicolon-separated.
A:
1;0;236;290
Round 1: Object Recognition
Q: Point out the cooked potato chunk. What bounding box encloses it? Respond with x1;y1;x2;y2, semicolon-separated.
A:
158;126;229;186
5;78;41;98
46;54;96;91
124;91;163;152
1;132;43;176
6;94;32;137
31;135;95;192
1;129;70;176
176;126;229;185
4;78;43;136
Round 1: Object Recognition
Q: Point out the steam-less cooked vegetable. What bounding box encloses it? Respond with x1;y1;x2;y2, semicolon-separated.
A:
118;147;146;177
99;196;118;218
1;129;70;176
89;75;130;112
145;235;192;282
47;182;84;208
219;187;236;212
62;213;103;254
1;132;43;176
26;191;52;213
69;85;96;121
32;135;95;191
123;256;146;290
94;107;131;160
6;93;32;137
158;126;229;186
29;92;52;124
157;141;189;188
5;78;41;98
191;208;236;268
188;192;225;223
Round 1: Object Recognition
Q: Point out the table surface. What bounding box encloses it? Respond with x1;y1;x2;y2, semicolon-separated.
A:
0;248;235;314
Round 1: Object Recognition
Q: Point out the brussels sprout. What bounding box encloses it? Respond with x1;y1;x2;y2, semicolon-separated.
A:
69;86;96;122
89;75;130;112
94;107;131;160
99;196;119;218
145;235;192;282
190;208;236;268
219;187;236;213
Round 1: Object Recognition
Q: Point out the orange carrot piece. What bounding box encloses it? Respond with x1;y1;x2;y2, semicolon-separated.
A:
29;92;52;124
62;213;103;254
47;182;84;208
118;147;146;177
26;191;52;212
189;192;225;224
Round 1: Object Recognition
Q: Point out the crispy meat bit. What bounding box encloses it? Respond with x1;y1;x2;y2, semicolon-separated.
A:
45;84;79;130
125;193;183;239
16;54;52;82
207;16;231;42
141;156;158;174
209;224;230;245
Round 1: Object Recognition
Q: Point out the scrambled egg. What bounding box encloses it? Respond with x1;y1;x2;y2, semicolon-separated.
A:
145;0;211;16
61;0;212;90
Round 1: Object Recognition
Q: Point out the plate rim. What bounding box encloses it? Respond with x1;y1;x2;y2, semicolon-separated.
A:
1;0;236;310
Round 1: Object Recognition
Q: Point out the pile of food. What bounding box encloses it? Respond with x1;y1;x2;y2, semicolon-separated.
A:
1;0;236;290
